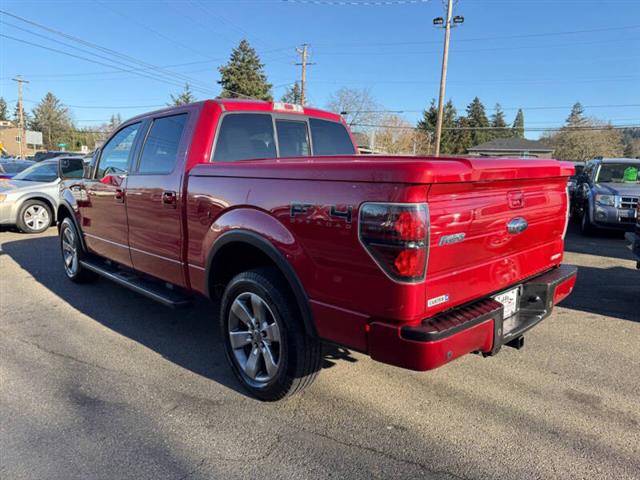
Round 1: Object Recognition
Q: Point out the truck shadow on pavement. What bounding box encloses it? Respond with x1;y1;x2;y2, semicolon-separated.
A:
560;225;639;323
3;235;357;398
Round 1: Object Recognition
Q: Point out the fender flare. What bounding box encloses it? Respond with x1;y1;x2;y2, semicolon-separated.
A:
205;229;317;338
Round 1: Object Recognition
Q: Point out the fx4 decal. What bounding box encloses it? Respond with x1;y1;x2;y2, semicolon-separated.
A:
290;203;353;228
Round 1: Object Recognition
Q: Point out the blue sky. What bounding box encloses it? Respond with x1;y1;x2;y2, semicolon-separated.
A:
1;0;639;139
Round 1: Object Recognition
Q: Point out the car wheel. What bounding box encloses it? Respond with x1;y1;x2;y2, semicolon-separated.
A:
17;200;52;233
580;205;596;235
59;217;97;283
220;268;322;401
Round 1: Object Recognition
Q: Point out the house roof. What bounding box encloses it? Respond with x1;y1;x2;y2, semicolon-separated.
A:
467;137;554;152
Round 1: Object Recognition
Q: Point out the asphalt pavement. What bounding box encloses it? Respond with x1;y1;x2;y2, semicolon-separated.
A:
1;223;638;479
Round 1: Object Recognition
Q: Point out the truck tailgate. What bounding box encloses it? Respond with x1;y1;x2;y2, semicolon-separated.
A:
425;159;571;316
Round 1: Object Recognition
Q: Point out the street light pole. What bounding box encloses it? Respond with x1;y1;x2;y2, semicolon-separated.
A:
434;0;453;157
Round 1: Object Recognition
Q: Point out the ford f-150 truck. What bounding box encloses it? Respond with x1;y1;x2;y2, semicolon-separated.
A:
58;99;577;401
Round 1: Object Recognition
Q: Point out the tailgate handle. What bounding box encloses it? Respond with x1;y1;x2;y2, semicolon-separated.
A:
507;217;528;234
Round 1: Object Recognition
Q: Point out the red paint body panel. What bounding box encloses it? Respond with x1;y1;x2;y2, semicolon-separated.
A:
64;99;578;374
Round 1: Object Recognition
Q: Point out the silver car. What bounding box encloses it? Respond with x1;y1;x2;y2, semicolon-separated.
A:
0;157;85;233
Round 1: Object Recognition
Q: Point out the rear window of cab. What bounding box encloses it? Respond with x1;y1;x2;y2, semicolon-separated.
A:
213;113;355;162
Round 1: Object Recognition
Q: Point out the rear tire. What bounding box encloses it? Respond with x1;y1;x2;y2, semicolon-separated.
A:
59;218;97;283
17;200;52;233
220;268;322;401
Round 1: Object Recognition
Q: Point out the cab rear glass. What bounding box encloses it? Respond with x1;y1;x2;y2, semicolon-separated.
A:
212;113;355;162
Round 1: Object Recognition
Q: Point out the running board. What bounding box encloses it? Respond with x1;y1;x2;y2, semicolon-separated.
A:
79;259;191;308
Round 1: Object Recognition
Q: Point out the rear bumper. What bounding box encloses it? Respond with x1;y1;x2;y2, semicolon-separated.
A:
368;264;578;371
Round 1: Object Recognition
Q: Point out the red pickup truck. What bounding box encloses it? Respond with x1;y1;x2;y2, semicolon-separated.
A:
58;99;577;401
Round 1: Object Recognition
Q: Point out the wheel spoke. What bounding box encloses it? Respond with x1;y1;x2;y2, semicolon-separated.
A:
243;346;261;379
251;293;266;325
264;322;280;343
261;344;278;377
229;331;252;349
231;298;254;328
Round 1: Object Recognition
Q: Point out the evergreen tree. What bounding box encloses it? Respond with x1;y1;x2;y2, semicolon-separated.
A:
0;97;8;121
453;115;474;154
13;101;30;126
169;83;196;106
417;99;458;154
218;39;272;101
280;82;302;104
465;97;490;146
490;103;509;138
29;93;73;150
566;102;586;126
512;109;525;138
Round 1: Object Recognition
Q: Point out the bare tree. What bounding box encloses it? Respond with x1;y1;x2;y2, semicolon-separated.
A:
326;87;381;130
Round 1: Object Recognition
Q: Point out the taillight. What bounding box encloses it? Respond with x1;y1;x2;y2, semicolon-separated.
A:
358;203;429;283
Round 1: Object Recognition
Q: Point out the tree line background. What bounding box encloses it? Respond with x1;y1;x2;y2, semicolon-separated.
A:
1;38;637;160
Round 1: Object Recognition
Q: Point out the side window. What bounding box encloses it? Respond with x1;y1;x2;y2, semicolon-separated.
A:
96;123;141;179
213;114;276;162
309;118;356;156
137;113;188;174
276;120;310;157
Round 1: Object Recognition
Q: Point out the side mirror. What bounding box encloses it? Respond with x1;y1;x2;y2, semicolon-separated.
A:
60;157;86;179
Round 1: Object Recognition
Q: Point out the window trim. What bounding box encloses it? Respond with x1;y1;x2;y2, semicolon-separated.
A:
132;112;190;176
93;121;143;180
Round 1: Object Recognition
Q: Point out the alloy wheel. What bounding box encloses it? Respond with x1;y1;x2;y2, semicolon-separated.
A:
61;225;79;277
227;292;282;385
23;205;50;231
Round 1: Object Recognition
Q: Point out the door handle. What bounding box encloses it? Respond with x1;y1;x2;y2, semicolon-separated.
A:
115;188;125;203
162;190;177;208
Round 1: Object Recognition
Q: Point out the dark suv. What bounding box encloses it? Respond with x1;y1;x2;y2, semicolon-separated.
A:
574;158;640;235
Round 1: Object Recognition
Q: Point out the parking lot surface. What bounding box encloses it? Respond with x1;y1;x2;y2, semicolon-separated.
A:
1;225;639;480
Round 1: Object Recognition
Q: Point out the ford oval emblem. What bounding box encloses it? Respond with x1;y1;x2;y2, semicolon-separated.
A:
507;217;528;234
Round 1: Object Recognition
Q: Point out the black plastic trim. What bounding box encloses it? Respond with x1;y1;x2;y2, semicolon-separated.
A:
57;201;88;253
401;298;503;342
205;230;317;337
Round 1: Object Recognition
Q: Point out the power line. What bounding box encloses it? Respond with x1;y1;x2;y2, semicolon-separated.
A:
281;0;430;5
341;104;640;114
351;122;640;132
0;11;218;95
313;24;640;48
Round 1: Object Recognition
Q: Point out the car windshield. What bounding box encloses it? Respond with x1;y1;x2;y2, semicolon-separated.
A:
595;163;640;184
12;161;59;182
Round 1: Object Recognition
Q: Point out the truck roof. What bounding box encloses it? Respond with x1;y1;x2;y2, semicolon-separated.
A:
125;99;344;124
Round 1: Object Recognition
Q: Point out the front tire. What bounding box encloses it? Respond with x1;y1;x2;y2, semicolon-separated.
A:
220;268;322;401
59;218;97;283
17;200;52;233
580;204;596;236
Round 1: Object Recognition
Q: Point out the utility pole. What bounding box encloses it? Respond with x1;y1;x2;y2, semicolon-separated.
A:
295;44;315;105
433;1;463;157
12;75;29;159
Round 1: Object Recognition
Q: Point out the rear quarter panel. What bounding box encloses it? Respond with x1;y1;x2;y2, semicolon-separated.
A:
186;175;428;350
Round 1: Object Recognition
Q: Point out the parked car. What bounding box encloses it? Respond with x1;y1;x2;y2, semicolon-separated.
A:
0;156;85;233
32;150;82;162
567;161;585;214
574;158;640;235
57;99;577;401
0;158;35;179
624;203;640;269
